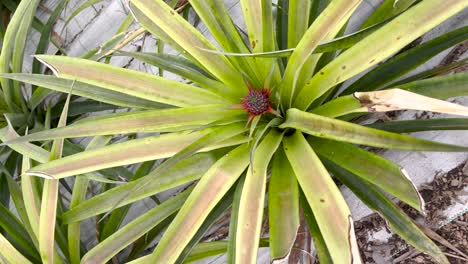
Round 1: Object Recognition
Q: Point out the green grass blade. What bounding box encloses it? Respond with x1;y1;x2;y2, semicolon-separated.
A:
35;55;228;107
4;105;242;143
283;131;360;264
0;233;33;264
145;144;250;263
129;0;246;98
268;148;300;261
295;0;468;110
235;130;283;263
342;25;468;94
367;118;468;133
324;159;449;264
1;73;166;110
81;190;189;264
280;108;468;151
281;0;361;108
61;151;220;224
309;137;423;211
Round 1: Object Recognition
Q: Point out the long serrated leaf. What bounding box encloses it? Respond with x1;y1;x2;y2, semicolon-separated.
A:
61;151;220;224
20;153;41;241
25;126;243;179
145;144;250;263
227;174;246;264
129;0;246;98
268;148;300;261
0;203;40;262
283;131;360;264
0;233;33;264
197;21;384;59
294;0;468;110
97;123;248;223
287;0;311;48
239;0;281;85
360;0;417;28
299;190;333;263
81;190;189;264
315;86;468;118
1;153;36;242
342;25;468;94
39;94;71;263
1;73;167;110
35;55;228;107
176;181;237;263
280;108;468;151
367;118;468;133
68;136;111;264
324;159;449;264
384;58;467;89
399;72;468;100
0;0;40;111
0;125;50;163
32;0;68;75
127;240;269;264
235;130;283;264
240;0;275;52
4;105;242;143
114;51;228;93
281;0;361;107
309;137;423;211
99;160;156;242
189;0;262;86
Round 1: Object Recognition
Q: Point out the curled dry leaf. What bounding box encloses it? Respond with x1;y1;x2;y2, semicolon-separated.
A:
354;88;468;116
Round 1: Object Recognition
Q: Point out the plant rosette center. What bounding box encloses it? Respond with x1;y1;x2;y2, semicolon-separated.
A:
241;84;278;124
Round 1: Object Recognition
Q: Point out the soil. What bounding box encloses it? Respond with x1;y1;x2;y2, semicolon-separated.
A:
353;161;468;264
